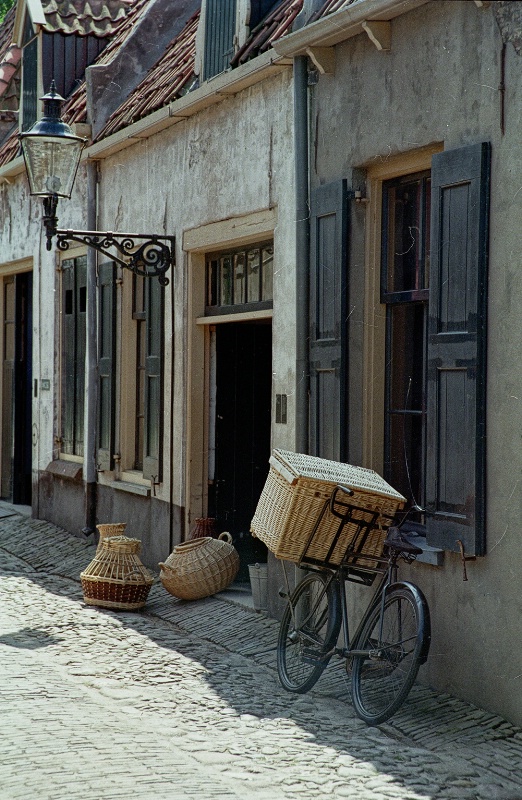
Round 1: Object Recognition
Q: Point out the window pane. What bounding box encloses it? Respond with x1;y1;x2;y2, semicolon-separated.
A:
146;375;160;458
234;253;246;305
133;274;145;317
385;177;430;295
220;255;233;306
135;319;145;470
261;246;274;301
389;304;425;413
388;412;424;507
247;249;261;303
207;259;218;306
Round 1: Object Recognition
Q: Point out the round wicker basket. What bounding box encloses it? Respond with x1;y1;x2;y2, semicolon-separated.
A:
81;536;154;610
159;534;239;600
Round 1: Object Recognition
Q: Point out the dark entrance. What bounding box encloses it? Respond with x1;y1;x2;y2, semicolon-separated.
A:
1;273;33;505
209;321;271;580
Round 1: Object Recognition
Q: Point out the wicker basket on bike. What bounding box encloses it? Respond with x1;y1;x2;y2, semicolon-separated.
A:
251;450;405;572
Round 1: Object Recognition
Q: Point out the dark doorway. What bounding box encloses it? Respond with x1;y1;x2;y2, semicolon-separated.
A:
1;273;33;505
209;321;271;580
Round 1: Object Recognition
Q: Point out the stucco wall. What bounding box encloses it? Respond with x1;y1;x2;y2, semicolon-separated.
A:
1;66;298;565
96;68;297;517
308;0;522;725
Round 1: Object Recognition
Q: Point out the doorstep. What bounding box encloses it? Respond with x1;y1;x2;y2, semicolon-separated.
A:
217;581;257;612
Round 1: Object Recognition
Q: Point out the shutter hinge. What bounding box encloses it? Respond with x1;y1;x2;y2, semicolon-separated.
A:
457;540;476;581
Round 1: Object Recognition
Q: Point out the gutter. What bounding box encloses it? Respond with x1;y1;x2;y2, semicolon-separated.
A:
272;0;429;55
86;49;293;160
0;50;292;180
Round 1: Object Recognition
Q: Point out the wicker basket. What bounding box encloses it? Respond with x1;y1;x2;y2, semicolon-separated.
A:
81;536;155;610
95;522;127;553
159;533;239;600
250;450;405;568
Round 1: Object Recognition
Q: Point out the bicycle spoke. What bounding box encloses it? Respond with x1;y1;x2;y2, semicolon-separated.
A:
351;586;429;725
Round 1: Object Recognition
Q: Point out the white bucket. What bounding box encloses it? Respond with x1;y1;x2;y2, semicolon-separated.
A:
248;562;268;612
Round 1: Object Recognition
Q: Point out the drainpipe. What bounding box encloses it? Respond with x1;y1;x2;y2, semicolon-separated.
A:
294;55;310;454
82;160;98;536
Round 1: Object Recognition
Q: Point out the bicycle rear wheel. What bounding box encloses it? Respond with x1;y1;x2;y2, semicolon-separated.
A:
351;584;430;725
277;572;341;693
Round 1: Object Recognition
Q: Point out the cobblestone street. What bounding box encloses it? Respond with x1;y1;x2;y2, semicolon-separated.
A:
1;508;522;800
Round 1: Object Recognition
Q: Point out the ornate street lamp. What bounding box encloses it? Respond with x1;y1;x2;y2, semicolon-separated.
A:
20;82;174;284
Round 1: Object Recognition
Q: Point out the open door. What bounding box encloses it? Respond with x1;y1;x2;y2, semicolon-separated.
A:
209;320;271;580
1;273;33;505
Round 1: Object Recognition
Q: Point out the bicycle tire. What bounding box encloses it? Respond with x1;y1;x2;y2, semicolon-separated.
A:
277;572;341;693
351;583;430;725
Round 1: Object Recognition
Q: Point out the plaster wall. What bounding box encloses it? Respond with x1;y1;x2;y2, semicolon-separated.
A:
309;0;522;725
0;171;88;515
96;69;297;515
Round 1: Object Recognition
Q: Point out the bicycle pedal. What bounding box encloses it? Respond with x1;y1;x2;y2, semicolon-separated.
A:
302;648;328;666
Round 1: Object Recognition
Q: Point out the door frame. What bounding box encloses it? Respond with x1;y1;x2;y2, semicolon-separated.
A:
0;260;33;503
183;209;276;537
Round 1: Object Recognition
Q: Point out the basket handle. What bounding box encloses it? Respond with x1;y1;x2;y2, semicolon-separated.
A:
218;531;233;544
158;562;176;575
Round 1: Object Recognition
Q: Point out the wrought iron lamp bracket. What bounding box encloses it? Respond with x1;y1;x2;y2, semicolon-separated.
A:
42;195;174;284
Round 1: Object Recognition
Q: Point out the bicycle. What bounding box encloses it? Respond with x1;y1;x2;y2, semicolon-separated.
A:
277;485;431;725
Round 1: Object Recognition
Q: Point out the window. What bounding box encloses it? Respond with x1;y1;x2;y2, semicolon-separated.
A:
202;0;237;81
369;142;490;555
61;256;87;456
97;267;164;482
205;242;273;313
21;12;38;133
381;172;431;512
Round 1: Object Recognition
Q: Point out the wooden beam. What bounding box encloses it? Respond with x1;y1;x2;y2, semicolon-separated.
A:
306;46;336;75
362;20;391;52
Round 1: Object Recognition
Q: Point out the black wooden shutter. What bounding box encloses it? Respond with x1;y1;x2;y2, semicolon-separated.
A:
309;180;350;462
425;142;490;556
142;278;164;481
97;262;116;471
203;0;237;80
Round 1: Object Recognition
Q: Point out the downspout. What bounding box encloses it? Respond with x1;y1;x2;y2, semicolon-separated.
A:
294;55;310;454
82;160;98;535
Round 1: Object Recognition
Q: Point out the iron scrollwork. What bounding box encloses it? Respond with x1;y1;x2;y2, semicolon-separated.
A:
55;230;174;285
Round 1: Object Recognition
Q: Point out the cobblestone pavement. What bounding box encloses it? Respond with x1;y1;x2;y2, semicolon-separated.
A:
1;508;522;800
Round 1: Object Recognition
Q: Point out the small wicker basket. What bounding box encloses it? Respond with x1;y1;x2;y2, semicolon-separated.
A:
95;522;127;553
81;536;155;610
159;533;239;600
250;450;405;568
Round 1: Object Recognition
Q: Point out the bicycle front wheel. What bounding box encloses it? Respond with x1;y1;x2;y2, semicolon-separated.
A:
277;572;341;693
351;584;430;725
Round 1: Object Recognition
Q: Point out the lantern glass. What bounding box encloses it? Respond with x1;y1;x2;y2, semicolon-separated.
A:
21;133;84;198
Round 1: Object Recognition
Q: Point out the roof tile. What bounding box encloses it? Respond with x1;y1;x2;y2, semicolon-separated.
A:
231;0;303;66
309;0;360;22
97;10;198;139
41;0;135;38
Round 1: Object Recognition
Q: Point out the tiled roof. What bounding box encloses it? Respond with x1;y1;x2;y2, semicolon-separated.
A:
98;9;198;139
99;0;303;140
309;0;360;21
0;4;19;106
231;0;302;66
0;126;19;166
41;0;135;38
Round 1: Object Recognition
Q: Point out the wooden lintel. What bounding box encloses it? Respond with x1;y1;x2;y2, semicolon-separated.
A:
361;20;391;52
306;46;336;75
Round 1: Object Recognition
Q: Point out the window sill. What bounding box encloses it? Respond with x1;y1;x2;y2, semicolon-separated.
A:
109;480;150;497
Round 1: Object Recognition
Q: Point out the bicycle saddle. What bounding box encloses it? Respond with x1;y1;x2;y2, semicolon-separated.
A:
384;527;423;555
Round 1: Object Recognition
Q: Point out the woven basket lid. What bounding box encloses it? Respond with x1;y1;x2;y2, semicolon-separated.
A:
100;535;142;554
271;449;406;502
